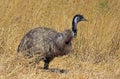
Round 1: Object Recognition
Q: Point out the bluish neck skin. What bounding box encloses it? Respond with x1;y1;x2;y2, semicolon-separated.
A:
72;19;78;37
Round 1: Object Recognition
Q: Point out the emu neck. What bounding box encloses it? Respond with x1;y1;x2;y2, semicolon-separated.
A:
72;20;78;37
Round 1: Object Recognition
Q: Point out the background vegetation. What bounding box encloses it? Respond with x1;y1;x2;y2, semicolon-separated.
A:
0;0;120;79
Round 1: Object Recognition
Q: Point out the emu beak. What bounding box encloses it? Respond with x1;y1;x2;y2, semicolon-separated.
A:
82;18;87;21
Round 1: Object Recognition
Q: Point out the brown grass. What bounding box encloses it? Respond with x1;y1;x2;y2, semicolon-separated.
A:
0;0;120;79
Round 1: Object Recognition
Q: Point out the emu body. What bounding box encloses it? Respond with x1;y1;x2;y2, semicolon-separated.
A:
17;14;87;69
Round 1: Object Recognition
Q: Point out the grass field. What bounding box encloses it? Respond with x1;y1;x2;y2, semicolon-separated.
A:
0;0;120;79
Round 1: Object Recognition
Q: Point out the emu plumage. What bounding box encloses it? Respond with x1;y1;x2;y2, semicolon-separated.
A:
17;14;87;69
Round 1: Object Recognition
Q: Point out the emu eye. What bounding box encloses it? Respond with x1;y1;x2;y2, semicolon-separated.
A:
75;17;79;21
75;17;79;23
77;17;79;21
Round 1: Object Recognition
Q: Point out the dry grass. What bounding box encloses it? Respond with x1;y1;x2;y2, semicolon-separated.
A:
0;0;120;79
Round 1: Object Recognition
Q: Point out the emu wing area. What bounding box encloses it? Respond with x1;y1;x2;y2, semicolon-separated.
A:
18;27;59;55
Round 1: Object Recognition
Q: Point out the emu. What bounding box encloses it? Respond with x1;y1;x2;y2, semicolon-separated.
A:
17;14;87;69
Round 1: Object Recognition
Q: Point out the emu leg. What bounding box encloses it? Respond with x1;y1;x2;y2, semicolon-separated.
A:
43;57;53;69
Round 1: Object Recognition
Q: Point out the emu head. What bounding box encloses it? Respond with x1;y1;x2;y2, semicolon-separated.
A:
72;14;87;37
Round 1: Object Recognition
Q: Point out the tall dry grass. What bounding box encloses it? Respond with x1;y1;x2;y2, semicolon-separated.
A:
0;0;120;79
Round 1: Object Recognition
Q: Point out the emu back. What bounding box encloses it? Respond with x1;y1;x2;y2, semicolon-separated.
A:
18;27;62;56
